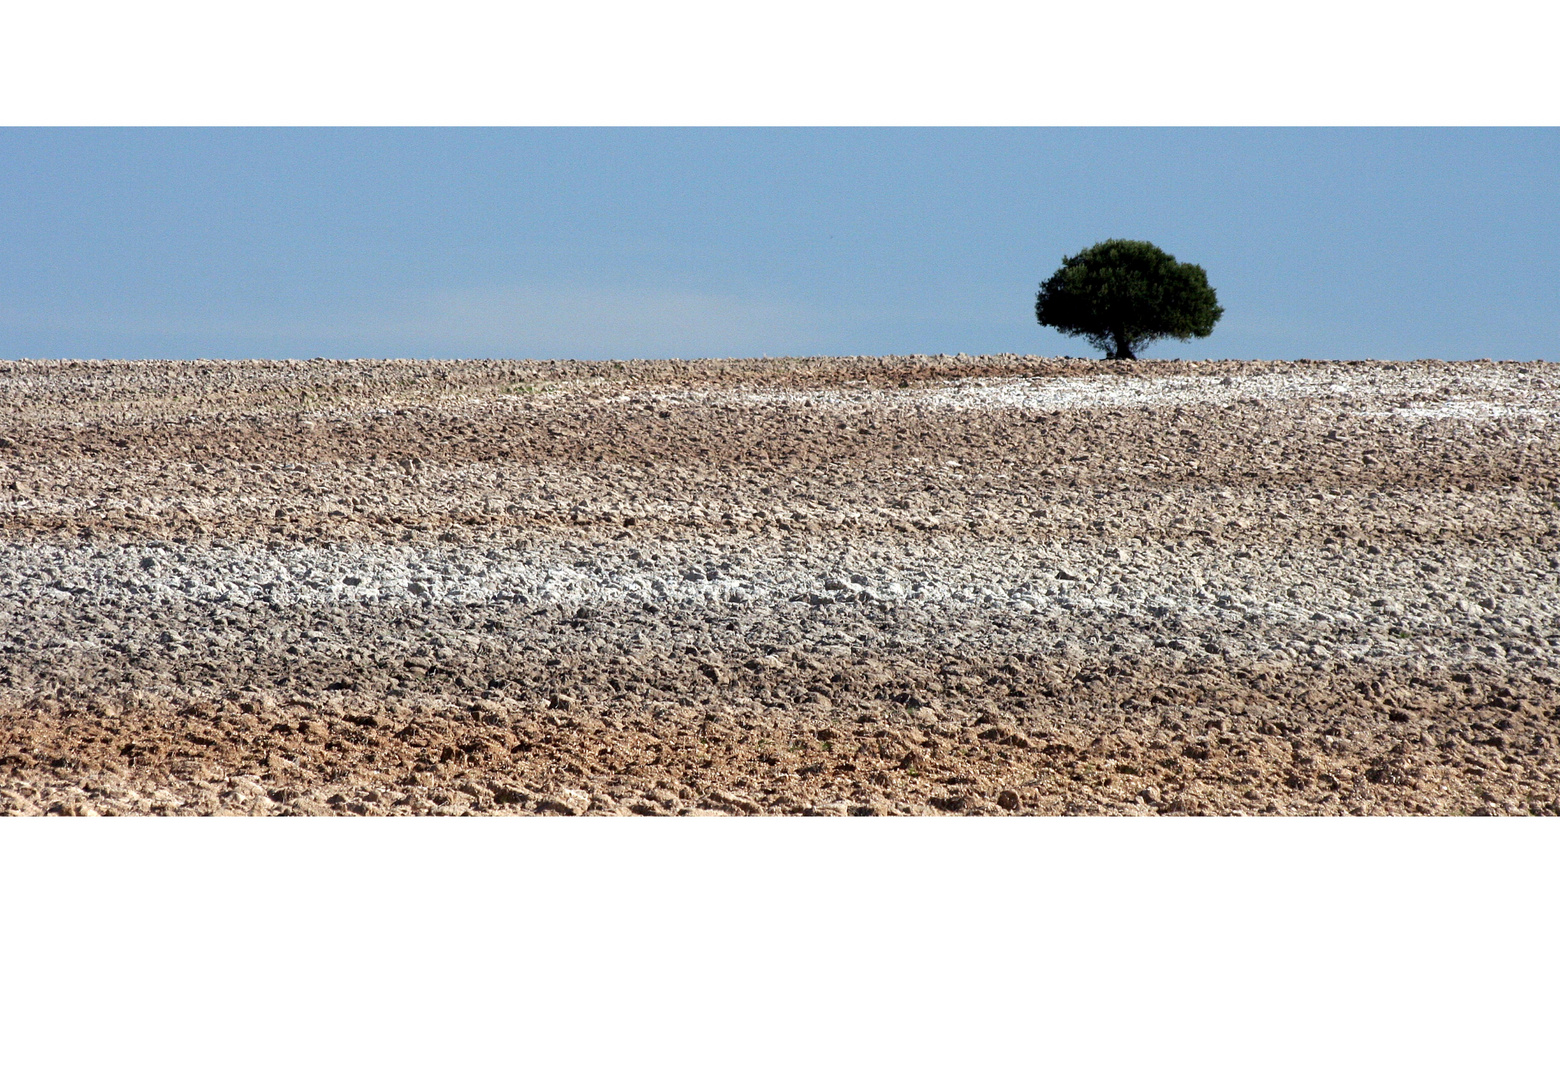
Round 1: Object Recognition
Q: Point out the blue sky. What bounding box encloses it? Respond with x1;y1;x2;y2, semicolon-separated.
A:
1;127;1555;361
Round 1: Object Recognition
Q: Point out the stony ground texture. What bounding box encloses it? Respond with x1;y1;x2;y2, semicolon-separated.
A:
2;354;1558;815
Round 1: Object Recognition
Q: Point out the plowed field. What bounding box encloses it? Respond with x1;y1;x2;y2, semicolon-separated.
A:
2;354;1557;815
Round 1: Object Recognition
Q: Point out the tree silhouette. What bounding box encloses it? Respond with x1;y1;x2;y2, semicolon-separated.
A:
1035;239;1223;360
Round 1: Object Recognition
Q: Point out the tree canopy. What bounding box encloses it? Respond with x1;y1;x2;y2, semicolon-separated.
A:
1034;239;1223;360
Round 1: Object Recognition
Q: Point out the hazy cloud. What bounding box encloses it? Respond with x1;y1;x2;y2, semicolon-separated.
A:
0;283;854;361
392;283;840;360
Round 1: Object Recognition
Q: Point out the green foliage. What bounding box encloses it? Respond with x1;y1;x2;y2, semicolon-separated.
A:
1035;239;1223;360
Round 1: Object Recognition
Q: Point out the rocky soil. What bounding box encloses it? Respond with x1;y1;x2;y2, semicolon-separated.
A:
2;353;1557;815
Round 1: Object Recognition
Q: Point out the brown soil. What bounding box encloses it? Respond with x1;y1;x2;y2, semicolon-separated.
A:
2;354;1557;815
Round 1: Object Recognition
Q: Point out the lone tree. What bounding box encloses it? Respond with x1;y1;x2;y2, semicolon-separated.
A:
1035;239;1223;360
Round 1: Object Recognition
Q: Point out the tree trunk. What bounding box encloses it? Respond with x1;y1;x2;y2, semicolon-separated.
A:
1110;330;1136;360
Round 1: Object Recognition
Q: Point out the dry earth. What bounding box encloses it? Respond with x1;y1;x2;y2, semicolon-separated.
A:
2;354;1558;816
